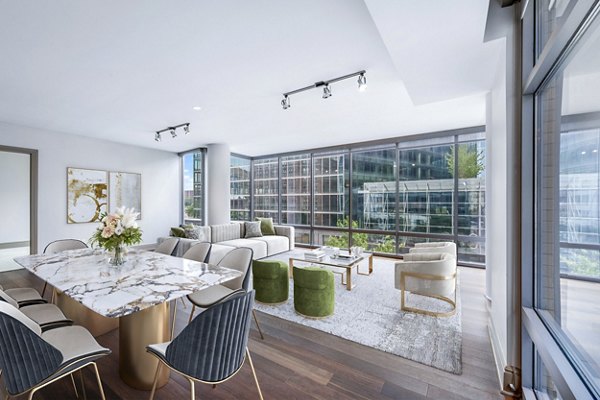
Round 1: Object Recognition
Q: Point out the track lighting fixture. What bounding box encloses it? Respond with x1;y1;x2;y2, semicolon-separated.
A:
281;70;366;109
153;122;191;142
322;84;332;99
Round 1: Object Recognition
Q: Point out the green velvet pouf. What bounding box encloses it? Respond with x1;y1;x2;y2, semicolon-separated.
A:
252;260;289;303
293;266;335;318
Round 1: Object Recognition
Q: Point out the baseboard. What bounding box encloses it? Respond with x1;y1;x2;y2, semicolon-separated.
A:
487;316;507;391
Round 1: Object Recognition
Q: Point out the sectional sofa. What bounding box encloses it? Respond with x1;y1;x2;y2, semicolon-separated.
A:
158;222;295;263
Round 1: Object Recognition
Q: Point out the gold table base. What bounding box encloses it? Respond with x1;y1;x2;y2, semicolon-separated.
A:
119;303;171;390
55;291;119;337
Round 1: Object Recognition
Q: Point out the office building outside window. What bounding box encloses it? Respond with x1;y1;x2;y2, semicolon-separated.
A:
182;149;205;225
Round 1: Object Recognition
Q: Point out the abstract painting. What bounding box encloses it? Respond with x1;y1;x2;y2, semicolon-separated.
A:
109;172;141;218
67;168;108;224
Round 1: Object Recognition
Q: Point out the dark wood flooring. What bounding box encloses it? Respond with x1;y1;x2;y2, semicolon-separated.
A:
0;265;501;400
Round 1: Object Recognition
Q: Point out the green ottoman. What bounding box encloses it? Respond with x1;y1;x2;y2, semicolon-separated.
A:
252;259;289;303
293;266;335;318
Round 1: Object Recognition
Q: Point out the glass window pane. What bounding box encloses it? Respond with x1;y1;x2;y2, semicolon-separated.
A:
536;0;577;60
230;155;251;221
253;157;279;222
351;148;397;231
314;229;347;248
183;151;204;225
535;15;600;393
351;233;396;255
398;145;454;234
534;353;565;399
313;152;349;227
397;236;449;254
457;141;486;249
281;154;311;226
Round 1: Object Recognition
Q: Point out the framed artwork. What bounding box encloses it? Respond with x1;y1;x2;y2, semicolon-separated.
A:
109;171;142;218
67;168;108;224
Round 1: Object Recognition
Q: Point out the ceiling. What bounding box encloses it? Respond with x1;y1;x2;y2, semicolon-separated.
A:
0;0;501;156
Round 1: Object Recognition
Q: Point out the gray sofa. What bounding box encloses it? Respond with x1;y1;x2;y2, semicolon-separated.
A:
158;222;294;262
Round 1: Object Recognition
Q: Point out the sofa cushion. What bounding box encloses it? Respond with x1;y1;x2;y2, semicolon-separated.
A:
218;239;267;259
247;236;289;256
211;223;241;243
256;217;276;235
244;221;263;238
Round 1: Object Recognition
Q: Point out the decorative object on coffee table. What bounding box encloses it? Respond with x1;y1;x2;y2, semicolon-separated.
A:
90;207;142;266
293;266;334;318
252;259;289;303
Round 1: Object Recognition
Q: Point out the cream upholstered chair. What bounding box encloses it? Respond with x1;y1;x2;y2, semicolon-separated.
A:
395;253;457;317
409;241;457;258
182;242;212;263
154;237;180;256
42;239;89;298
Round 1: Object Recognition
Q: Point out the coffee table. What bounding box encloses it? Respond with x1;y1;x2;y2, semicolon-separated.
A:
289;251;373;291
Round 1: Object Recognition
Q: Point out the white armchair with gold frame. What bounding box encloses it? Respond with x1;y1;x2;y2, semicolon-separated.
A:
394;252;457;317
409;241;457;258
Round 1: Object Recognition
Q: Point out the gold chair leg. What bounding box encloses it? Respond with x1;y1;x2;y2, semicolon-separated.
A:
179;297;187;309
188;304;196;325
91;363;107;400
70;373;79;398
148;362;163;400
252;310;264;340
246;348;264;400
188;378;195;400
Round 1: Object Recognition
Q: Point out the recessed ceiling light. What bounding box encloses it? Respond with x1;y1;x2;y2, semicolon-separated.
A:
193;106;202;111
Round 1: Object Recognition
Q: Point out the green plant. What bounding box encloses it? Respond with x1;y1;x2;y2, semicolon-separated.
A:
90;208;142;251
446;145;484;178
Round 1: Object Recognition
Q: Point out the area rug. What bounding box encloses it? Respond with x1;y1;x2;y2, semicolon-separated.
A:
256;251;462;374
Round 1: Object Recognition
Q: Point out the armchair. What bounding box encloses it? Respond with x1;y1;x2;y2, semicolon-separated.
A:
395;252;457;317
409;241;457;258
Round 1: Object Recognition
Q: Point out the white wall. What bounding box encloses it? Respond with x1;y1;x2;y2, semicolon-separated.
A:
0;151;30;243
0;122;180;251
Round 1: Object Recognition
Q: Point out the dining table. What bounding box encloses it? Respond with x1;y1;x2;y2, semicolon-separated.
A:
14;247;243;390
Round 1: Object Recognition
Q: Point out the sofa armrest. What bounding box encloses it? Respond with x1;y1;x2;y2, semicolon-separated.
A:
274;225;295;250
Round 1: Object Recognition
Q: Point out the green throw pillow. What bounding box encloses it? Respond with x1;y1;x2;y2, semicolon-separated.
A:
170;227;186;238
256;217;276;235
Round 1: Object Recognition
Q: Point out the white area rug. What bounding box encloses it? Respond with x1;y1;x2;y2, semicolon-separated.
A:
256;251;462;374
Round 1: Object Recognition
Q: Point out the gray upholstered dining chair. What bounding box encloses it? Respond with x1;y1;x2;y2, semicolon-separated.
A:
154;237;180;256
41;239;89;298
186;247;264;339
0;302;111;400
182;242;212;263
0;284;46;308
147;289;263;400
0;288;72;332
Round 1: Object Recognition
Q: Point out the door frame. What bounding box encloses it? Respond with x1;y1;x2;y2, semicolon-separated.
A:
0;145;38;254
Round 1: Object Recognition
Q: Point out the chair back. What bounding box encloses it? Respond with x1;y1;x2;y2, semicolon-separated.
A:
217;247;253;290
410;242;457;258
43;239;88;254
0;289;19;308
165;290;254;383
182;242;211;263
155;237;180;256
395;253;456;296
0;302;62;395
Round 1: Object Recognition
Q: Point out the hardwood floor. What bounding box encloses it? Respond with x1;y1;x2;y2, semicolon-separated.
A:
0;265;501;400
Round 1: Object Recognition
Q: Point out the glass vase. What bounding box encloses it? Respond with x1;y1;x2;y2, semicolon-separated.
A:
109;244;126;266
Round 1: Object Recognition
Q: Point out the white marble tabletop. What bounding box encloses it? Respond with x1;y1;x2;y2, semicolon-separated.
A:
14;248;242;318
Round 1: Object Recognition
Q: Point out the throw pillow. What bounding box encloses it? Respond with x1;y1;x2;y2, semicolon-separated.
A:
256;217;276;235
184;227;200;239
170;227;186;238
244;221;263;238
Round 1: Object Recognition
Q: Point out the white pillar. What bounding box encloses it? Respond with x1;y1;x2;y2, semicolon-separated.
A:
206;143;230;225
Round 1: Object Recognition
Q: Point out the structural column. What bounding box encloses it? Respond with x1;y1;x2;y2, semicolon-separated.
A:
206;143;231;225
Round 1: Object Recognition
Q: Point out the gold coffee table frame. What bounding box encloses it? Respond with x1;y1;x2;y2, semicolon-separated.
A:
289;252;373;291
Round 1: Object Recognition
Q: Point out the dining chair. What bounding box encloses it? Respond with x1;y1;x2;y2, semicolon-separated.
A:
0;302;110;400
182;242;211;263
185;247;264;339
0;284;46;308
154;238;180;256
0;288;72;332
147;289;263;400
41;239;89;298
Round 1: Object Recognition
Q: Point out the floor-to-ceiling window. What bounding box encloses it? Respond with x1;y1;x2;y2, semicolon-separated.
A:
522;1;600;398
230;127;486;265
230;154;251;221
181;149;205;225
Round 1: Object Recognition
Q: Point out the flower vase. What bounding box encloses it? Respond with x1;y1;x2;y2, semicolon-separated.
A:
109;244;126;266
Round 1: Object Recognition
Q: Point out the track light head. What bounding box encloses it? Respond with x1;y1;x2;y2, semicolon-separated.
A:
155;132;161;142
358;73;367;92
184;124;190;135
322;84;332;99
170;128;177;138
281;95;290;110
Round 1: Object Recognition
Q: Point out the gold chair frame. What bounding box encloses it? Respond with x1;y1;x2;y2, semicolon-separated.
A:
399;271;457;318
148;347;263;400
